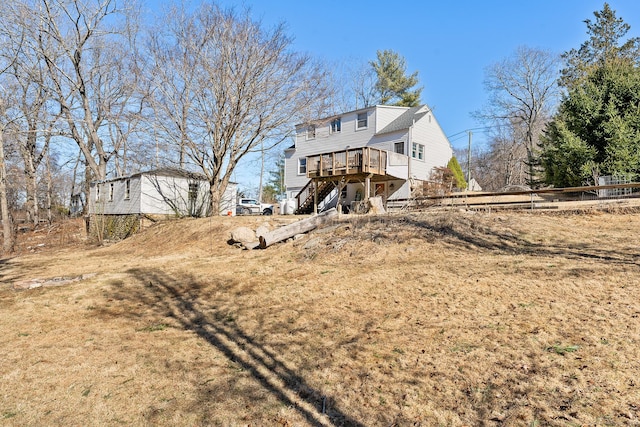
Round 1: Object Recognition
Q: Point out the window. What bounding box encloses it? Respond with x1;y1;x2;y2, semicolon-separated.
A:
96;184;101;201
108;183;114;202
298;158;307;175
188;182;199;204
357;112;368;129
331;118;341;133
394;142;404;155
411;142;425;160
124;179;131;200
306;124;316;140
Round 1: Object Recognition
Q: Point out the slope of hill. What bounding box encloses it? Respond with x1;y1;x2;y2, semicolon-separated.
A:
2;210;640;426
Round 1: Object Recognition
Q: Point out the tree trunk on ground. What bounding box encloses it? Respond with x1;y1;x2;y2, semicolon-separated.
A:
258;208;338;249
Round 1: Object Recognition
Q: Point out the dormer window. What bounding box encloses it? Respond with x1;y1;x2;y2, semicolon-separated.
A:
306;124;316;140
330;118;341;133
356;112;368;130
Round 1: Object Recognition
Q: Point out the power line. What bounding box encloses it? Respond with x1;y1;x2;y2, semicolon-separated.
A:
447;126;493;139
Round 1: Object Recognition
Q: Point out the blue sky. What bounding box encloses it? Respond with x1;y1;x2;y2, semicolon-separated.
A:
144;0;640;192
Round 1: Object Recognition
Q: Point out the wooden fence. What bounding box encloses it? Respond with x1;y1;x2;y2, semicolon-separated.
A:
401;183;640;212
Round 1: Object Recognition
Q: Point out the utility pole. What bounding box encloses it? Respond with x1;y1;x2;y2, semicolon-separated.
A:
467;131;472;188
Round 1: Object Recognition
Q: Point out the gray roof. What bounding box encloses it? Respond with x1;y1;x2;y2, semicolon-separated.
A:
94;167;209;184
376;105;431;135
136;167;208;181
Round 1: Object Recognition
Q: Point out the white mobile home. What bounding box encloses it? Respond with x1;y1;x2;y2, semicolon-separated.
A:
88;168;237;217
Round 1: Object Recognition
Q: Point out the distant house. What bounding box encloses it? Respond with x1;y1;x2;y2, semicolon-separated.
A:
69;192;85;217
88;168;237;218
284;104;453;213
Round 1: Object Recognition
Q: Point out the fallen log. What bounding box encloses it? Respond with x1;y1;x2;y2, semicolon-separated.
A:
258;208;338;249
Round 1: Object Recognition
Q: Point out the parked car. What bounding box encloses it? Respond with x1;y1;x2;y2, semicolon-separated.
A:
236;198;274;215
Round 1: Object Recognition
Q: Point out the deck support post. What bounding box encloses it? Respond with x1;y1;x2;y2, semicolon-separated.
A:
364;174;371;202
313;180;318;215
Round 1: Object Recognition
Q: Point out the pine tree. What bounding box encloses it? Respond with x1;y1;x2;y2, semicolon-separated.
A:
262;155;285;203
543;4;640;186
560;2;640;88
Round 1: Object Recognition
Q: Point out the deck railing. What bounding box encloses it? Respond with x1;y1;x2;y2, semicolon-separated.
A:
306;147;387;178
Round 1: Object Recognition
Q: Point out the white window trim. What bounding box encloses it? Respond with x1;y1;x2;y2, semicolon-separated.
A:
306;125;316;140
356;112;368;130
394;141;405;155
188;182;199;203
411;142;425;161
298;158;307;175
331;118;341;134
124;179;131;200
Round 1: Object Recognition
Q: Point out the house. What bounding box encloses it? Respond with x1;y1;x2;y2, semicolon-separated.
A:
284;104;453;213
69;192;84;217
88;168;237;218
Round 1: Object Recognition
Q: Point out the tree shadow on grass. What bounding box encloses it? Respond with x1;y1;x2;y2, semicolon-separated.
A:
0;256;13;277
0;257;27;289
377;215;640;266
120;267;365;427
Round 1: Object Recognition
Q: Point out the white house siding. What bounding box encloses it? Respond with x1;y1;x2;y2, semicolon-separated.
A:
216;183;237;216
374;105;409;133
386;151;410;181
368;129;409;152
407;113;453;181
140;175;194;215
89;173;237;217
89;176;142;215
285;107;379;195
140;176;236;216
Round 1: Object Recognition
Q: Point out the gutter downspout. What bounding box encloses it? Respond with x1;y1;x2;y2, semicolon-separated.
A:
407;122;413;181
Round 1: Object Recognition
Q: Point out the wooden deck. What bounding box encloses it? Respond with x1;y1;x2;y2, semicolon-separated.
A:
306;147;387;179
296;147;398;214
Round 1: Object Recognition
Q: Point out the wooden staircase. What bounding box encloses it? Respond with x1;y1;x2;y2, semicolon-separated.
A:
295;180;337;214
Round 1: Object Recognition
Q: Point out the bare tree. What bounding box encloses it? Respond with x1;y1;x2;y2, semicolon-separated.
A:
0;1;24;252
348;61;377;110
0;97;15;253
474;46;560;187
9;56;60;227
145;4;331;214
32;0;142;193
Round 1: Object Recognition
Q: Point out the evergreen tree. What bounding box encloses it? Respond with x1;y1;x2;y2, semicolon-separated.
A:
261;155;285;203
546;60;640;186
447;157;467;190
560;2;640;88
543;4;640;186
370;50;422;107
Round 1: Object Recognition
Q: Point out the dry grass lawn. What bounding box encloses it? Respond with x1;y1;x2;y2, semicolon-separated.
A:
1;209;640;426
